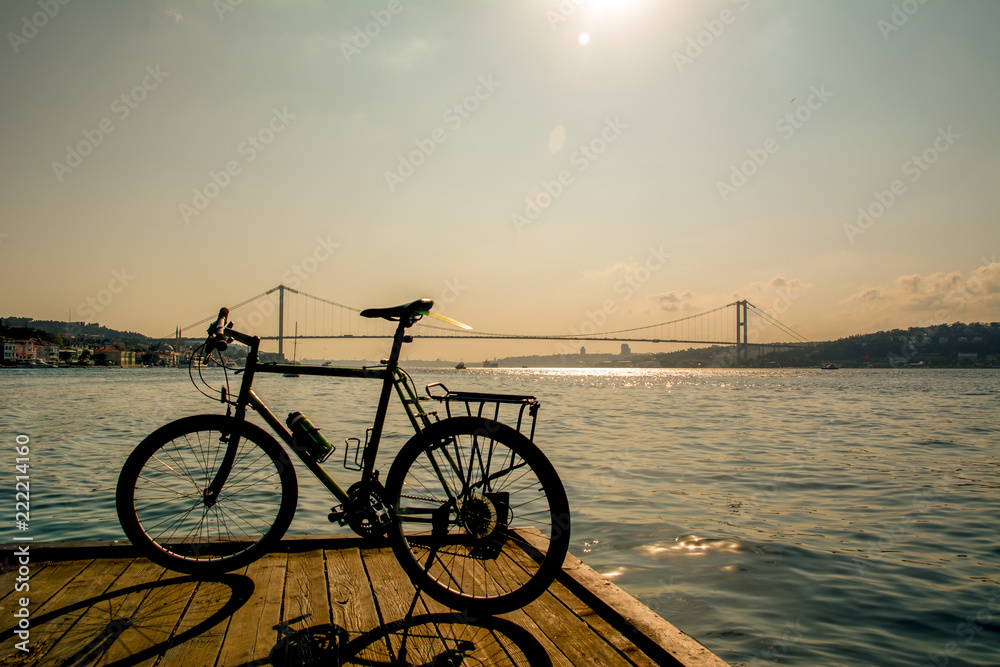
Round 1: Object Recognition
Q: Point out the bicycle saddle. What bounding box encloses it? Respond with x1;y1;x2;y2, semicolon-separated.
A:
360;298;434;321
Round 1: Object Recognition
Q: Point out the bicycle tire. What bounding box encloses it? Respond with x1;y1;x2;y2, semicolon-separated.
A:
116;414;298;574
386;416;570;615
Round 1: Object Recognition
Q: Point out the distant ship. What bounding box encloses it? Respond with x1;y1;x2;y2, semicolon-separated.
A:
16;358;53;368
821;363;839;370
455;362;466;370
482;359;498;368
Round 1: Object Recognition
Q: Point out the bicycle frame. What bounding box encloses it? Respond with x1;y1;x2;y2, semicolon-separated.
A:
204;317;432;509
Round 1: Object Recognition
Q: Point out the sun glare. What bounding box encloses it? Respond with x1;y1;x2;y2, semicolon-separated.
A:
578;32;591;46
588;0;643;17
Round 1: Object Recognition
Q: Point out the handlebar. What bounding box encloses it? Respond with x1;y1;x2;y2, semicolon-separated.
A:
204;307;230;361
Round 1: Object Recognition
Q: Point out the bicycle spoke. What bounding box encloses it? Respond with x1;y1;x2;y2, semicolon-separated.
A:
120;416;296;572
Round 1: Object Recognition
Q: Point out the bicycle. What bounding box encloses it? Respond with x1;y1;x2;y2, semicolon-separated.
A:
115;299;571;615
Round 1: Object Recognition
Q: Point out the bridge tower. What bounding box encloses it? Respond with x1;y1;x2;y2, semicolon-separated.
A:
277;284;286;360
735;299;749;365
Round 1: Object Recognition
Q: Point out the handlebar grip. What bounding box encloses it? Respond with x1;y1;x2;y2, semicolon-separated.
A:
214;307;229;334
206;307;230;358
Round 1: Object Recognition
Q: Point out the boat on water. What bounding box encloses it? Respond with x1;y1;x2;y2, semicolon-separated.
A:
15;358;54;368
455;362;466;370
482;359;498;368
821;363;839;370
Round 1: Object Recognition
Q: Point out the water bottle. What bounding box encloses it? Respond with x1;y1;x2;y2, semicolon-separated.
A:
286;411;335;462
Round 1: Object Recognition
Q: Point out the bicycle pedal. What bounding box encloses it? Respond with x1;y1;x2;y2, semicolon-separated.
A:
328;510;346;524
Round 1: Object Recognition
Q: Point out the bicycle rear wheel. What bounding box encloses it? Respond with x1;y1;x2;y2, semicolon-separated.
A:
116;414;298;574
386;417;570;615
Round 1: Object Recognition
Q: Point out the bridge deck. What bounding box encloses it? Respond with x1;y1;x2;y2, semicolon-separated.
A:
0;535;729;666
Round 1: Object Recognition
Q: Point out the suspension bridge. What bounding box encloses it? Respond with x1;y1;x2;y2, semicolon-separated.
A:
177;285;811;362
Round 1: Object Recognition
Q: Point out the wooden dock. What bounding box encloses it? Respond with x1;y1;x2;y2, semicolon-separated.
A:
1;535;730;666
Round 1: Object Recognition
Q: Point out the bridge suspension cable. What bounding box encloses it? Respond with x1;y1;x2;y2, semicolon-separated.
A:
745;302;809;343
413;302;734;340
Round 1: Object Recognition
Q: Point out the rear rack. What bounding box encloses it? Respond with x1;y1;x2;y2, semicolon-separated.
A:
425;382;540;441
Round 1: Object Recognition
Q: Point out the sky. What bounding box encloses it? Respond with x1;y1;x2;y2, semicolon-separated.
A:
1;0;998;360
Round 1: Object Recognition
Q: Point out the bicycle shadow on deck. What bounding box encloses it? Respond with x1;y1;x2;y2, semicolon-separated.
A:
250;593;552;667
0;573;254;667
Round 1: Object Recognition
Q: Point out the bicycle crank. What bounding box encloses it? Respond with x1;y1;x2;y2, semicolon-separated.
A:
329;480;392;538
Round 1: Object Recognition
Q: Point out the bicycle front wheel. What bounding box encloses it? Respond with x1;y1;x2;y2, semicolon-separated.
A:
116;415;298;574
386;417;570;615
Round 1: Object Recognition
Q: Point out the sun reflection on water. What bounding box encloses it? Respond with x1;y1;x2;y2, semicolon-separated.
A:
637;535;746;557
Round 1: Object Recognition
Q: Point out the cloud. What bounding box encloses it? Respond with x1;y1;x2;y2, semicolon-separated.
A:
841;263;1000;316
647;290;696;312
840;286;882;306
746;276;812;292
166;8;183;22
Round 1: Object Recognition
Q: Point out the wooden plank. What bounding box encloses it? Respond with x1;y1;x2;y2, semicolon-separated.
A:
538;569;662;666
486;545;632;667
423;537;576;666
361;546;441;663
0;565;22;606
391;557;573;667
271;549;335;666
56;559;199;667
117;570;199;667
0;560;86;612
0;560;90;659
215;552;287;666
518;588;632;666
496;537;660;666
0;560;52;611
497;607;575;667
364;546;565;666
0;558;131;664
325;546;389;664
158;570;255;667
